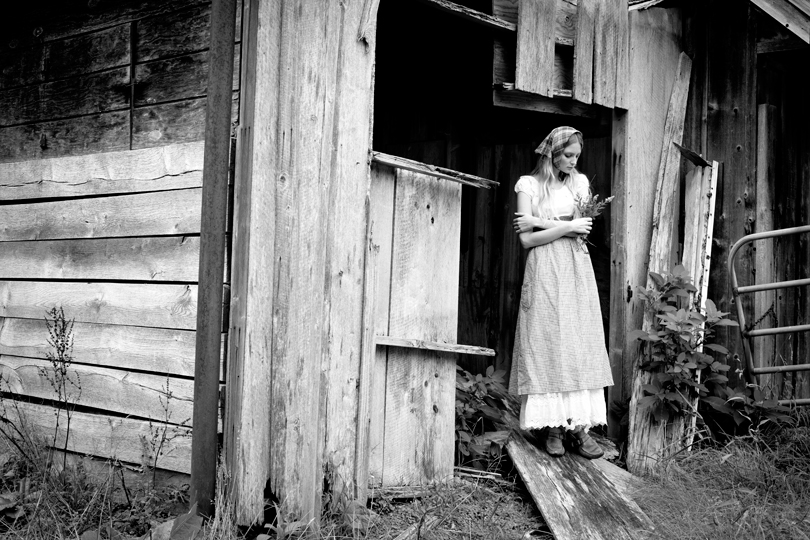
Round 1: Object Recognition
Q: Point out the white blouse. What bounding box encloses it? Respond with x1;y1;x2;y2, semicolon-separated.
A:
514;174;588;218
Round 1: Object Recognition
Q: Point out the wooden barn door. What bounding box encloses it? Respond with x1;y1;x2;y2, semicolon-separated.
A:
361;156;496;490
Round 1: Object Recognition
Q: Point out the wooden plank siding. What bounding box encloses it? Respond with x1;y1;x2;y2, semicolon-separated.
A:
0;0;238;475
0;0;241;162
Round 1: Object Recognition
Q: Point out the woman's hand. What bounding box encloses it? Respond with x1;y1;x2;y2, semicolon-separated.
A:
513;212;539;233
567;217;593;235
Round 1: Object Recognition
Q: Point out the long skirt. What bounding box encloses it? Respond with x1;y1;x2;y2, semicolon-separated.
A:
509;236;614;430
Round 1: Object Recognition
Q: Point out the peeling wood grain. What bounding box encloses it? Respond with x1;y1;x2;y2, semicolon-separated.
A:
0;281;199;330
0;141;204;200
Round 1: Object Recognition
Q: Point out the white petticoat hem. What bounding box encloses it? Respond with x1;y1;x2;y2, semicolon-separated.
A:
519;388;607;431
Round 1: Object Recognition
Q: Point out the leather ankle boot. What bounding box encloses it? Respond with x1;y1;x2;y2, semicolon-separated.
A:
570;429;604;459
544;427;565;457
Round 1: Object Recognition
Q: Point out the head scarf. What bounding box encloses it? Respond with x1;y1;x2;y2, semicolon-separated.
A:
535;126;583;172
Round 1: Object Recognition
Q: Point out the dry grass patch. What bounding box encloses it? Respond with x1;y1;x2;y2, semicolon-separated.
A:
634;425;810;540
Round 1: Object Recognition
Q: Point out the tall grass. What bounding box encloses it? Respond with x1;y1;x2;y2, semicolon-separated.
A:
634;418;810;540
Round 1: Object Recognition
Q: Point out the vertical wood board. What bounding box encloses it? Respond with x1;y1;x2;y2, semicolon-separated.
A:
367;164;396;487
573;0;597;104
515;0;557;97
755;105;777;376
593;0;618;107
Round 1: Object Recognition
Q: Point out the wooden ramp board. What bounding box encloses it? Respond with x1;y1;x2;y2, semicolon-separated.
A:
507;429;654;540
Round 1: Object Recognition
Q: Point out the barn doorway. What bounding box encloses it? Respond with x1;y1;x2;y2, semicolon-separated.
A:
372;0;614;380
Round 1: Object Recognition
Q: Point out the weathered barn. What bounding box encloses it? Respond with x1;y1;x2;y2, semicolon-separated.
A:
0;0;808;527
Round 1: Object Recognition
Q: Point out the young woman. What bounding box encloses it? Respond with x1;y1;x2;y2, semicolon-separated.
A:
510;126;613;459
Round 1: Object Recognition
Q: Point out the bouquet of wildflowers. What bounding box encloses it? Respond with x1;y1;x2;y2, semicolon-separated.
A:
574;193;614;253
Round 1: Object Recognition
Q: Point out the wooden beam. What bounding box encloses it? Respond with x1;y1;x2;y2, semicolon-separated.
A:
417;0;516;32
492;88;600;118
754;104;777;383
371;152;498;188
191;0;237;517
225;0;275;524
627;52;692;476
750;0;810;43
515;0;557;97
376;336;496;356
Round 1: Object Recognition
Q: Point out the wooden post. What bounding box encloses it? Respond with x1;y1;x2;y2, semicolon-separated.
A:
626;53;692;475
191;0;237;518
608;7;682;438
225;0;377;524
754;104;777;386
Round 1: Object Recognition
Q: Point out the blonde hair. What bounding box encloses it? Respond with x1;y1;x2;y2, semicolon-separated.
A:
528;132;588;219
528;158;590;220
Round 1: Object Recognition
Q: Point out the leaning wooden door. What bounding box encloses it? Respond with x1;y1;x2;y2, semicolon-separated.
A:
366;162;461;488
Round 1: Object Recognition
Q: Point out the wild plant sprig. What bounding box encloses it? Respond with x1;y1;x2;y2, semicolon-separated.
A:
573;193;614;251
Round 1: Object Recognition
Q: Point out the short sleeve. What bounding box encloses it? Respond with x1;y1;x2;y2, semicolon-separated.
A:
573;173;590;198
514;175;537;197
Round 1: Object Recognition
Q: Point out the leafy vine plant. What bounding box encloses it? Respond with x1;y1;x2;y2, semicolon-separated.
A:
628;265;738;424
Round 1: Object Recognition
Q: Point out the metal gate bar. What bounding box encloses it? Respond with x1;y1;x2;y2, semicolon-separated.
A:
728;225;810;406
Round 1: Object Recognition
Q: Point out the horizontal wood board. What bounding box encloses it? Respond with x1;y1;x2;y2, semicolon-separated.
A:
0;141;204;201
0;281;199;330
0;355;195;426
2;401;192;473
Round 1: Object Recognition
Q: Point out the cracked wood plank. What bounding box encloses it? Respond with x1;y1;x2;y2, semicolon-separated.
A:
0;355;195;426
0;141;204;200
0;236;201;282
0;188;203;241
506;428;654;540
0;316;224;379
